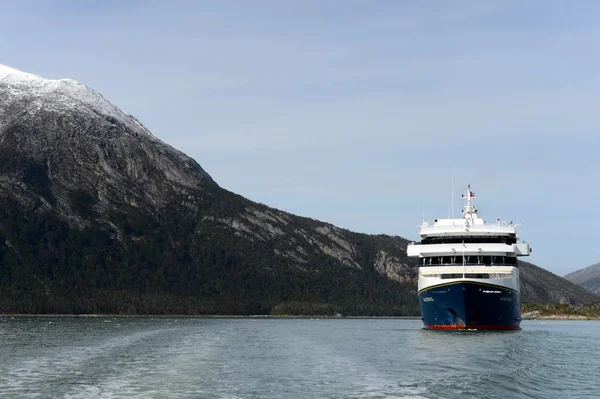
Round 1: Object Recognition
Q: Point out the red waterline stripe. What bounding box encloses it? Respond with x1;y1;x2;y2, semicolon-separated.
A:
426;324;520;331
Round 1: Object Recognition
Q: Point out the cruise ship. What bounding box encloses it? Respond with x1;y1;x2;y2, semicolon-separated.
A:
407;185;531;330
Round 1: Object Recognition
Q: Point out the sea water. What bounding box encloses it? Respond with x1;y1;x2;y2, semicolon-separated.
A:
0;317;598;398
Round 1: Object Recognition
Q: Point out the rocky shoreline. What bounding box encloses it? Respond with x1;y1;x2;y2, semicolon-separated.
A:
521;311;598;320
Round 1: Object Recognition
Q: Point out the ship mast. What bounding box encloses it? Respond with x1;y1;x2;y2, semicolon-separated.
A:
461;184;477;227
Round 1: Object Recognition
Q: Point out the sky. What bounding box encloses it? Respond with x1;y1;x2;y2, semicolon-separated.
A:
2;0;600;275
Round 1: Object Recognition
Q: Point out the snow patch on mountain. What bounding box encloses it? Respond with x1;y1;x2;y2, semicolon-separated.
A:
0;64;158;143
0;64;43;81
0;64;215;194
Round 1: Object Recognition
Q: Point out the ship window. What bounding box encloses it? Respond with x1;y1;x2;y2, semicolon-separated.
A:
420;257;518;268
441;273;463;279
463;256;480;265
465;273;490;279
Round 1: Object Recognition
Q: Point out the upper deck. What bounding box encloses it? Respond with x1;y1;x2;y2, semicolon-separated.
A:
407;185;531;258
420;218;517;239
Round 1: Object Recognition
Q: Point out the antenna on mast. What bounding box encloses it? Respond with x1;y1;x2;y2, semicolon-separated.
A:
451;170;455;218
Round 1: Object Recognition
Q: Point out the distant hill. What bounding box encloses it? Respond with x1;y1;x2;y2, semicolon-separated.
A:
0;64;596;315
564;262;600;295
521;261;599;304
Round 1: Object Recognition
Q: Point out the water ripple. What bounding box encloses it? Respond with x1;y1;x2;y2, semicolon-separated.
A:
1;318;599;398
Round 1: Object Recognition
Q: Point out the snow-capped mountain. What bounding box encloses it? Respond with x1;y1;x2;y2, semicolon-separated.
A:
0;64;150;136
0;64;215;221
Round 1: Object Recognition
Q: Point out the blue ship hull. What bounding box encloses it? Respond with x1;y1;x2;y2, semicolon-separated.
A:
418;281;521;330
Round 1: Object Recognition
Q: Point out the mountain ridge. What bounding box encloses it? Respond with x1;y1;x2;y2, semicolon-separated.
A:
0;65;596;315
564;262;600;294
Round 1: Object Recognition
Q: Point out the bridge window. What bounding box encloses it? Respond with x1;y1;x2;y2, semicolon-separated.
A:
441;273;463;279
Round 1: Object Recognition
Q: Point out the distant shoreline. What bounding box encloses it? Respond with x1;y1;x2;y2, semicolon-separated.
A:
0;314;421;319
522;315;600;321
522;308;600;320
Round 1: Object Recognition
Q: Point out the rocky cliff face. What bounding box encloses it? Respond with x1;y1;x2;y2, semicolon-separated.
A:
564;262;600;295
0;65;595;314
